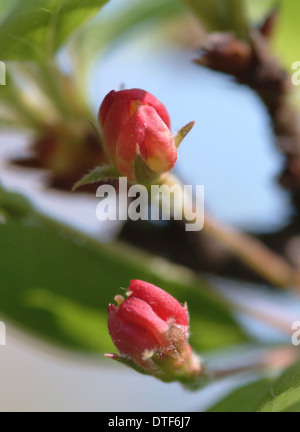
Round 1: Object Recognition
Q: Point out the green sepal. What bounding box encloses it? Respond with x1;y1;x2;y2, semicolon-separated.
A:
72;165;119;191
174;121;195;148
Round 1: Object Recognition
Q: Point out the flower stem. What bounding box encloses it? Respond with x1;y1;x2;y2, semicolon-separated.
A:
38;60;72;119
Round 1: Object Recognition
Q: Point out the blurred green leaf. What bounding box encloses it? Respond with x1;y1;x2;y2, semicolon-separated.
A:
183;0;249;39
272;0;300;69
0;199;250;354
70;0;185;83
245;0;276;23
0;0;110;61
0;70;45;129
0;189;32;218
258;361;300;412
208;379;273;412
0;0;14;16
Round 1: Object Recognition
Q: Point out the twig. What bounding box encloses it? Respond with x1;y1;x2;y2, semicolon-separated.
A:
164;173;300;290
204;214;300;289
209;346;299;380
222;297;294;336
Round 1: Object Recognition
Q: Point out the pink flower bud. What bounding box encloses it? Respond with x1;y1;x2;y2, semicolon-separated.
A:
106;280;202;383
99;89;177;183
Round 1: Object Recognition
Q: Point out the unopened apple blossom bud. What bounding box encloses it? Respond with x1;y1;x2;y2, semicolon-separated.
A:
99;89;182;184
74;89;194;190
105;280;203;384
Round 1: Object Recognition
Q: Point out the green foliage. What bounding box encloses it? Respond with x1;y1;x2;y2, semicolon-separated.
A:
0;0;110;61
272;0;300;69
0;0;14;15
258;361;300;412
245;0;276;23
183;0;249;39
70;0;185;84
208;379;273;412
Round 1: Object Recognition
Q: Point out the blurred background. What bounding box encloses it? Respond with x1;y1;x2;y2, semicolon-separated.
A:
0;0;300;412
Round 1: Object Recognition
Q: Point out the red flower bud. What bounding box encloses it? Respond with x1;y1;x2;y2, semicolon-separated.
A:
106;280;202;383
99;89;177;183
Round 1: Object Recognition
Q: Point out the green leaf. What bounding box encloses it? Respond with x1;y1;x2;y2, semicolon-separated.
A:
0;189;32;219
70;0;185;83
0;0;15;16
245;0;276;23
208;379;273;412
271;0;300;69
258;361;300;412
72;165;118;191
0;0;110;61
183;0;249;39
0;197;250;354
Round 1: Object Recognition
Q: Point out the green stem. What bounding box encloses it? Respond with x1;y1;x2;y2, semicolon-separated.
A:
38;60;72;119
1;78;42;129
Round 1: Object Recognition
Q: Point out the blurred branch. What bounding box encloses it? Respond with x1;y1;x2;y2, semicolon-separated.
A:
163;173;300;290
209;346;299;380
222;296;294;336
203;215;300;289
194;11;300;221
